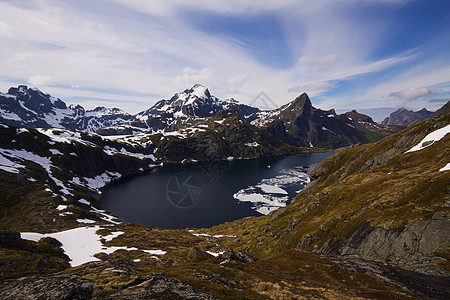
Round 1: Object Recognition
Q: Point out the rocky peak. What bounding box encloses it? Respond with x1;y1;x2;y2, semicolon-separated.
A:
290;93;313;111
277;93;314;119
8;85;28;95
382;107;434;126
6;85;67;112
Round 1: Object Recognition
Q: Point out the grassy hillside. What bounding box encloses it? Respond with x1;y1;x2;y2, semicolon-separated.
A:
206;102;450;273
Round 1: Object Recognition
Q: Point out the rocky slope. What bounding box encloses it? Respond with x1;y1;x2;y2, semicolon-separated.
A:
382;107;434;126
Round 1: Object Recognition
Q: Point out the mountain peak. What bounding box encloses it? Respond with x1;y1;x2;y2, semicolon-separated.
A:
8;85;29;95
382;107;434;126
182;84;211;99
286;93;313;112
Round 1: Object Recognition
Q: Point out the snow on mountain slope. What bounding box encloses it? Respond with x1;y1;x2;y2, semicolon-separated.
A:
0;85;134;132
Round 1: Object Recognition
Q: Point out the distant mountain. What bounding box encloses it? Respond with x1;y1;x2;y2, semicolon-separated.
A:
0;85;134;132
382;107;433;126
0;84;402;149
252;93;401;148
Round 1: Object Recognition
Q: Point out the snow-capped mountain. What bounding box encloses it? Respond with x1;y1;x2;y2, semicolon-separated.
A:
382;107;434;126
133;84;259;132
0;84;402;149
0;85;134;132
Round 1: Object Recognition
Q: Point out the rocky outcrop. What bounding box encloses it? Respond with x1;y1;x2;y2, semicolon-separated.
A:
0;231;39;252
320;213;450;275
187;247;213;262
220;249;256;263
95;272;216;299
333;257;450;299
0;274;94;300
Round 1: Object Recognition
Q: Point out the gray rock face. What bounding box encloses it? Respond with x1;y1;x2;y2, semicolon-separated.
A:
382;107;433;126
333;257;450;299
96;272;216;299
321;214;450;275
0;274;93;300
220;249;256;262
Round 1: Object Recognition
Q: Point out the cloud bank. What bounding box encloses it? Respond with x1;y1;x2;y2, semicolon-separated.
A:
0;0;448;114
389;87;437;101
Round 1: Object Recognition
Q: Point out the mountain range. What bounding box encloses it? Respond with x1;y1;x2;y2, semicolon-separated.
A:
0;84;402;149
382;107;434;126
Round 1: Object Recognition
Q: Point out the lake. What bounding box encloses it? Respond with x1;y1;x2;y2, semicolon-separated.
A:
100;152;333;229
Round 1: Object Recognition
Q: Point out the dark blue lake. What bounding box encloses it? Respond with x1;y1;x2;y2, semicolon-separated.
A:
100;152;332;229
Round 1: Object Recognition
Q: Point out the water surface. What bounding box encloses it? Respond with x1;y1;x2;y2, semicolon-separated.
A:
100;152;332;229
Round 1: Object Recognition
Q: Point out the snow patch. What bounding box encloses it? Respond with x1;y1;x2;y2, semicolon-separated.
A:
70;172;121;191
103;146;155;160
206;251;225;257
406;124;450;152
49;149;63;155
244;142;259;147
0;152;25;173
21;226;166;267
439;163;450;172
76;218;96;224
1;111;22;121
78;199;90;205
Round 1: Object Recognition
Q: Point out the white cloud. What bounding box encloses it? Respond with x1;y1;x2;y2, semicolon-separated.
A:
175;67;217;87
9;52;35;62
297;54;340;68
108;0;412;16
28;74;54;86
0;21;13;36
428;98;450;103
108;0;302;16
389;87;437;101
288;81;335;93
226;74;250;93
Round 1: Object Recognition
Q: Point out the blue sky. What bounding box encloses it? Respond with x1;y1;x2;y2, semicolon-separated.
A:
0;0;449;120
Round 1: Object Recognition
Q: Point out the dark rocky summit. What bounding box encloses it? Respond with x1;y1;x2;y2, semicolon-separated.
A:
382;107;434;126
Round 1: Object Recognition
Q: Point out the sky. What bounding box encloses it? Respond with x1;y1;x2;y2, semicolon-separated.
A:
1;0;449;121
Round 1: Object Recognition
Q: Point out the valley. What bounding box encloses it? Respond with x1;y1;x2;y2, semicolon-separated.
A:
0;85;448;299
